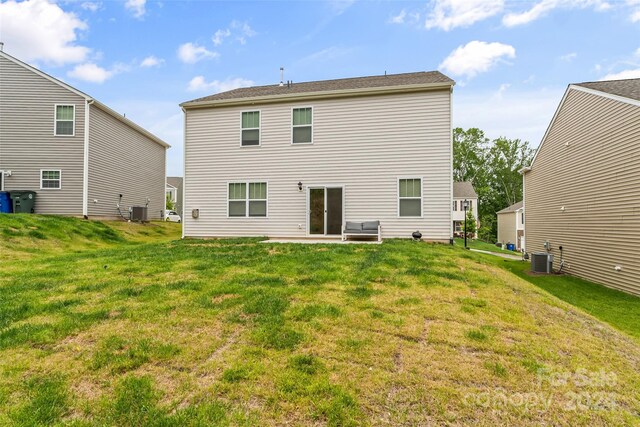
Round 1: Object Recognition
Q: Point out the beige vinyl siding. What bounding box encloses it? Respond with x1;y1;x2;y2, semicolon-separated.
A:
87;104;166;219
0;55;85;215
525;88;640;295
497;212;517;246
184;89;452;239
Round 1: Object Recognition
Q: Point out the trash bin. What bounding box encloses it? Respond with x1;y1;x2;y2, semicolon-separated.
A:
0;191;12;213
506;243;516;251
10;190;36;213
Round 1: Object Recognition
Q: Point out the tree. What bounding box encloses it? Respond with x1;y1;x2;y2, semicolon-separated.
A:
453;128;534;241
464;209;477;238
166;193;175;210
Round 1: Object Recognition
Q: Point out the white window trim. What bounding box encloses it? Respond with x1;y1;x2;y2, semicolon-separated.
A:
226;180;269;218
40;169;62;190
239;110;261;147
291;106;313;145
54;104;76;137
397;177;423;218
0;170;4;191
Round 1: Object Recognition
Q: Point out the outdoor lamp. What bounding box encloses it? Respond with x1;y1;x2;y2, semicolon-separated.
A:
297;181;303;191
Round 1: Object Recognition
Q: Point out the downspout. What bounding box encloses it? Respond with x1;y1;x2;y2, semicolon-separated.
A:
181;106;186;240
449;86;454;244
82;99;94;219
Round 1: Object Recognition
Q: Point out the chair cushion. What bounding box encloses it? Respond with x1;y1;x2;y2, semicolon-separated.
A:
362;221;380;231
345;221;362;232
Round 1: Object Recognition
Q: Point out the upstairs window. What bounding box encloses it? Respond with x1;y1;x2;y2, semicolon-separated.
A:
41;170;61;189
241;111;260;146
55;105;75;136
228;182;267;217
453;200;457;211
398;178;422;217
292;107;312;144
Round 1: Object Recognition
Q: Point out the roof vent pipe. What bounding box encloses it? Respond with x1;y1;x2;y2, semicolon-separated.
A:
279;67;284;87
0;42;4;52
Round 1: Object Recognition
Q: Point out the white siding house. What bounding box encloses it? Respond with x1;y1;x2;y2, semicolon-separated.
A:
181;72;455;240
452;182;478;237
0;50;169;219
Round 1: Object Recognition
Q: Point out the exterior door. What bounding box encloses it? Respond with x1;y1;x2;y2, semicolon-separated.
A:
308;187;343;235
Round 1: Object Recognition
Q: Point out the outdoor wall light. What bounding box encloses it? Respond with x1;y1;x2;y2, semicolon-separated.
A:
298;181;303;191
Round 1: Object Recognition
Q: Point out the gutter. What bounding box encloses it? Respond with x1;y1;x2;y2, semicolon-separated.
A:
181;82;454;109
519;166;531;174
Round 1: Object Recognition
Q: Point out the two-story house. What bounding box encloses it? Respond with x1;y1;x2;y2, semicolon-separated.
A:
180;71;455;240
0;50;169;219
497;201;524;250
452;181;478;237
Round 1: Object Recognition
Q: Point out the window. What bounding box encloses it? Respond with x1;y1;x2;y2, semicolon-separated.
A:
41;170;61;189
55;105;75;136
398;178;422;217
228;182;267;217
469;200;473;211
453;200;457;211
241;111;260;146
292;107;312;144
521;211;525;224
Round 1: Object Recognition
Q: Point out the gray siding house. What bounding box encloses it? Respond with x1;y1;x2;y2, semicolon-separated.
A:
522;78;640;295
0;51;169;219
181;71;455;240
166;176;183;216
497;201;524;250
452;181;478;237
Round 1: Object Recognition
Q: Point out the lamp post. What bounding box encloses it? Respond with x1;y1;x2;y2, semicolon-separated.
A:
463;199;469;250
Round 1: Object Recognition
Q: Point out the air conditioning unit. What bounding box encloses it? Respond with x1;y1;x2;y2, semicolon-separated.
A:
531;252;553;274
130;206;148;222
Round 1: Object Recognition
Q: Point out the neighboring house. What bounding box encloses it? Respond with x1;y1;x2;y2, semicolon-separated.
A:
181;71;455;240
0;50;169;219
522;78;640;296
497;201;524;250
166;176;183;216
452;181;478;237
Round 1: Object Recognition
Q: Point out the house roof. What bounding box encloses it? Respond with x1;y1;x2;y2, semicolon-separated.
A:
453;182;478;199
497;201;523;214
574;78;640;102
181;71;454;108
166;176;183;188
0;50;170;149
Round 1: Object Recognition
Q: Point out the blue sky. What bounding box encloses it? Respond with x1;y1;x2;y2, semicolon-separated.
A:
1;0;639;176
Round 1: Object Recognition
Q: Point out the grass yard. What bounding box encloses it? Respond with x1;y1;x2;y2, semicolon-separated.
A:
1;216;639;426
453;237;518;255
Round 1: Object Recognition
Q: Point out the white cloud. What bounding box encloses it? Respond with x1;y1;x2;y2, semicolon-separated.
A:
389;9;407;24
125;0;146;18
80;2;101;12
425;0;504;31
439;41;516;79
503;0;611;27
0;0;89;66
187;76;254;93
600;69;640;80
140;55;164;68
560;52;577;61
328;0;355;15
212;29;231;46
67;62;126;83
299;46;352;64
177;42;218;64
632;9;640;22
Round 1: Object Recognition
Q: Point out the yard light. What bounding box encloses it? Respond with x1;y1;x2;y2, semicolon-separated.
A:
463;199;469;250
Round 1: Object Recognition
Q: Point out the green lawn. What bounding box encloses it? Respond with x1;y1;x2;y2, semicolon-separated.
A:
1;216;639;426
454;238;518;255
500;260;640;341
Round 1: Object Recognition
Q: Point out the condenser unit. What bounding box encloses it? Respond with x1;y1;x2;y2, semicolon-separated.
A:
531;253;553;274
130;206;148;222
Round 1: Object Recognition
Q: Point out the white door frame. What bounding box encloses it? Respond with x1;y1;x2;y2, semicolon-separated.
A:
306;184;345;237
0;171;4;191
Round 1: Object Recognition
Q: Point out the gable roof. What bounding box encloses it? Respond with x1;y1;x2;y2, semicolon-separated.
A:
497;201;523;214
524;78;640;172
453;181;478;199
167;176;183;188
0;50;170;148
574;78;640;102
181;71;454;108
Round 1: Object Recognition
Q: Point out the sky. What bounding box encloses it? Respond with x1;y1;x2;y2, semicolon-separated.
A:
1;0;639;176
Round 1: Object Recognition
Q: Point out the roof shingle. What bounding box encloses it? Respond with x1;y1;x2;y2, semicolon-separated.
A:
453;182;478;199
182;71;454;106
574;78;640;102
497;201;523;214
